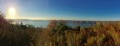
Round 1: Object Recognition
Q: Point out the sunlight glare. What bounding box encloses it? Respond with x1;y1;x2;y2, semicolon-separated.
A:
6;7;17;19
8;7;16;16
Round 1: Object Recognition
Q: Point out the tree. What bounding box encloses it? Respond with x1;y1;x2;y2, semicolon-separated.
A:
0;11;8;24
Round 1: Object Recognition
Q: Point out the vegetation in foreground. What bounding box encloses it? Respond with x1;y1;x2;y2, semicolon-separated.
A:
0;12;120;46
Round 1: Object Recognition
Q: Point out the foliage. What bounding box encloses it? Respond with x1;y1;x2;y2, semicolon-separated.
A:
0;12;120;46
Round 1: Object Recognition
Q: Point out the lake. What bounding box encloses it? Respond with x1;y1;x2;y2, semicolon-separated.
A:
12;21;50;28
12;20;96;28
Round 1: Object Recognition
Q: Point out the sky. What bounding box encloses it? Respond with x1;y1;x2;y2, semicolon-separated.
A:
0;0;120;20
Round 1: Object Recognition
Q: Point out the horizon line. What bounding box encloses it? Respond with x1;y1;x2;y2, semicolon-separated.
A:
5;18;120;21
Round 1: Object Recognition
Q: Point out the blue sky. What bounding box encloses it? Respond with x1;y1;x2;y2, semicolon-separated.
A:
0;0;120;20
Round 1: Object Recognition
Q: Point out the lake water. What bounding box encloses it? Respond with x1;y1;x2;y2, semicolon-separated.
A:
12;21;96;28
13;21;50;28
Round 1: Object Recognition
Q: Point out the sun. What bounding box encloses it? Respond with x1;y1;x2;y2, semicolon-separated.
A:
8;7;16;16
6;7;17;19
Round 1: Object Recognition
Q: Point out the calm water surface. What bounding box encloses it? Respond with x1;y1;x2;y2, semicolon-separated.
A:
13;21;50;28
12;21;95;28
